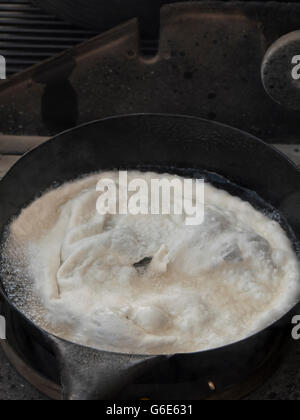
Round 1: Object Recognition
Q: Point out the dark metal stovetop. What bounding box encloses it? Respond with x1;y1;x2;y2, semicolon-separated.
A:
1;0;300;400
1;1;300;143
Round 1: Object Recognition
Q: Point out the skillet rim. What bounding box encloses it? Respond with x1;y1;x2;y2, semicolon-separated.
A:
0;112;299;358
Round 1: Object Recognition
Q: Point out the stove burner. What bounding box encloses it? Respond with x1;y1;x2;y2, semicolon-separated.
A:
0;0;97;76
1;340;60;400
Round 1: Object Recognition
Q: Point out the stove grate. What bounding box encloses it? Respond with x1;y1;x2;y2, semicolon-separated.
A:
0;0;97;76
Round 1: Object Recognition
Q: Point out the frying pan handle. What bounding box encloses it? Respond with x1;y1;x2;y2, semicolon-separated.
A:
50;336;163;400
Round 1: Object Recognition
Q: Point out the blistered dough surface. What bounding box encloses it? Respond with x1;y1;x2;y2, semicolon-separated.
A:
5;171;300;354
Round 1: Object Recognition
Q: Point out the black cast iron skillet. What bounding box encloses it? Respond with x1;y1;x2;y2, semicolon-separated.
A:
1;114;300;400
